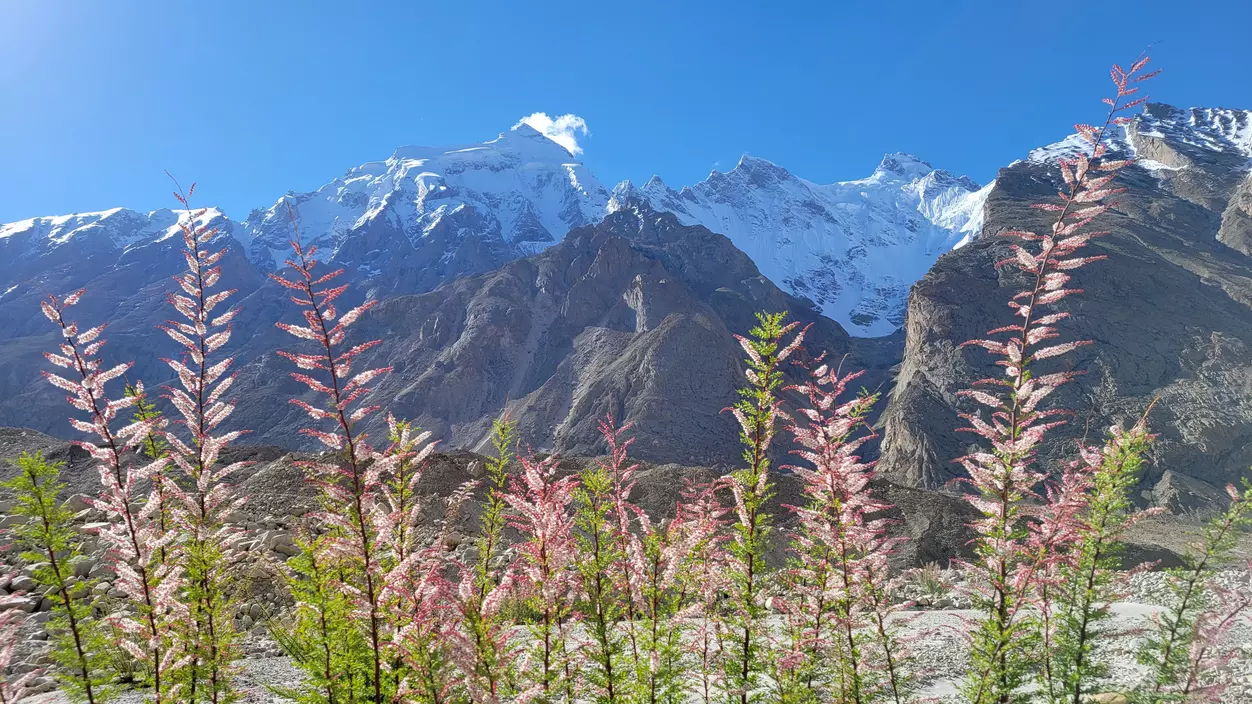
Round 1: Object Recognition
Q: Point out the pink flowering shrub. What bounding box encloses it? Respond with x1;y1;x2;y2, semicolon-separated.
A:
41;279;187;704
503;451;581;703
158;180;251;703
772;362;913;704
953;55;1161;704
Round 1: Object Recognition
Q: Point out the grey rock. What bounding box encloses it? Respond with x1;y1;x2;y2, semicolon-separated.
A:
1152;470;1229;515
4;596;36;613
61;494;91;513
331;205;874;467
69;556;95;579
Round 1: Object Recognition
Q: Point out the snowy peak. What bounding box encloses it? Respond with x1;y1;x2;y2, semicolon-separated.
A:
611;151;988;336
872;152;936;181
241;125;613;276
1;122;991;340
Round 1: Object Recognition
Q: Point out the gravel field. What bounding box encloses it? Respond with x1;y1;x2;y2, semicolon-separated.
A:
25;568;1250;704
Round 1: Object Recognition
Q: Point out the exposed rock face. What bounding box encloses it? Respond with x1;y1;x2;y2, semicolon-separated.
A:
294;204;892;465
0;201;882;466
0;126;946;449
879;104;1252;508
0;209;267;434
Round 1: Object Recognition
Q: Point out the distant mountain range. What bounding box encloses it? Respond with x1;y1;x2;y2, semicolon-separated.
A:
2;102;1251;513
0;122;985;338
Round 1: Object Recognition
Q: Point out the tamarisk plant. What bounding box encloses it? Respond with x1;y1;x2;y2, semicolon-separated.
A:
592;418;716;704
504;452;580;704
40;290;186;703
631;483;717;704
1034;420;1154;704
572;419;635;704
721;312;807;704
1171;559;1252;703
954;54;1157;704
774;363;912;704
375;416;461;702
158;181;249;703
2;452;115;703
124;383;174;567
270;214;397;704
1135;480;1252;703
126;384;170;462
679;481;731;704
275;526;362;704
456;414;521;703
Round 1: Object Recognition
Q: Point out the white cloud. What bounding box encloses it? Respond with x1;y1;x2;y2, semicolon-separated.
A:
513;112;589;156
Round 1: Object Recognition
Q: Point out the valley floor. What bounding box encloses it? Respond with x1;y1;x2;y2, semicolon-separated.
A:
29;569;1252;704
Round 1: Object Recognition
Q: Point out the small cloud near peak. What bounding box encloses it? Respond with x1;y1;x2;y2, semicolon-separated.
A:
514;112;589;156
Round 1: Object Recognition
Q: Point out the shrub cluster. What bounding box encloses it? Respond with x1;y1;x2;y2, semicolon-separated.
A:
0;54;1249;704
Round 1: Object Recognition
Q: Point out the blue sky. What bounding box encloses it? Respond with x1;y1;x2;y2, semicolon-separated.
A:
2;1;1250;223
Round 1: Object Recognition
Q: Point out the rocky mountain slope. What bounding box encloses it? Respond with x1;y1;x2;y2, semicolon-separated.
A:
0;123;970;448
879;103;1252;511
230;203;898;461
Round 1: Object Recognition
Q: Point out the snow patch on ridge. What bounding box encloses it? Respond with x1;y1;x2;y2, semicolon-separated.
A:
0;207;236;254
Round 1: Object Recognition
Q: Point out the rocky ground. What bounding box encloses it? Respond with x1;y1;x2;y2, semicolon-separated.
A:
17;568;1252;703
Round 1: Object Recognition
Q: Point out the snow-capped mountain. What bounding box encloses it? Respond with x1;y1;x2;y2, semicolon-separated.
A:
611;153;991;336
0;207;240;263
0;207;252;335
0;123;990;339
240;123;613;299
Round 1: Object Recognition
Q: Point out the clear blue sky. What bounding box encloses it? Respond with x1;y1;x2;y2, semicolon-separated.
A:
2;1;1250;224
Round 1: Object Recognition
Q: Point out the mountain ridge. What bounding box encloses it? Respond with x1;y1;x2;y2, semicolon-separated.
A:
4;103;1252;516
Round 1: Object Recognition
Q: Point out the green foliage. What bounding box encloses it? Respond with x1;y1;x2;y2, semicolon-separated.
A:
573;464;631;704
477;413;517;597
271;532;373;704
125;384;168;461
177;531;243;704
462;413;520;700
962;602;1040;704
126;383;174;570
911;562;947;602
1134;478;1252;703
1042;424;1152;704
722;311;797;704
630;524;691;704
3;452;117;703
